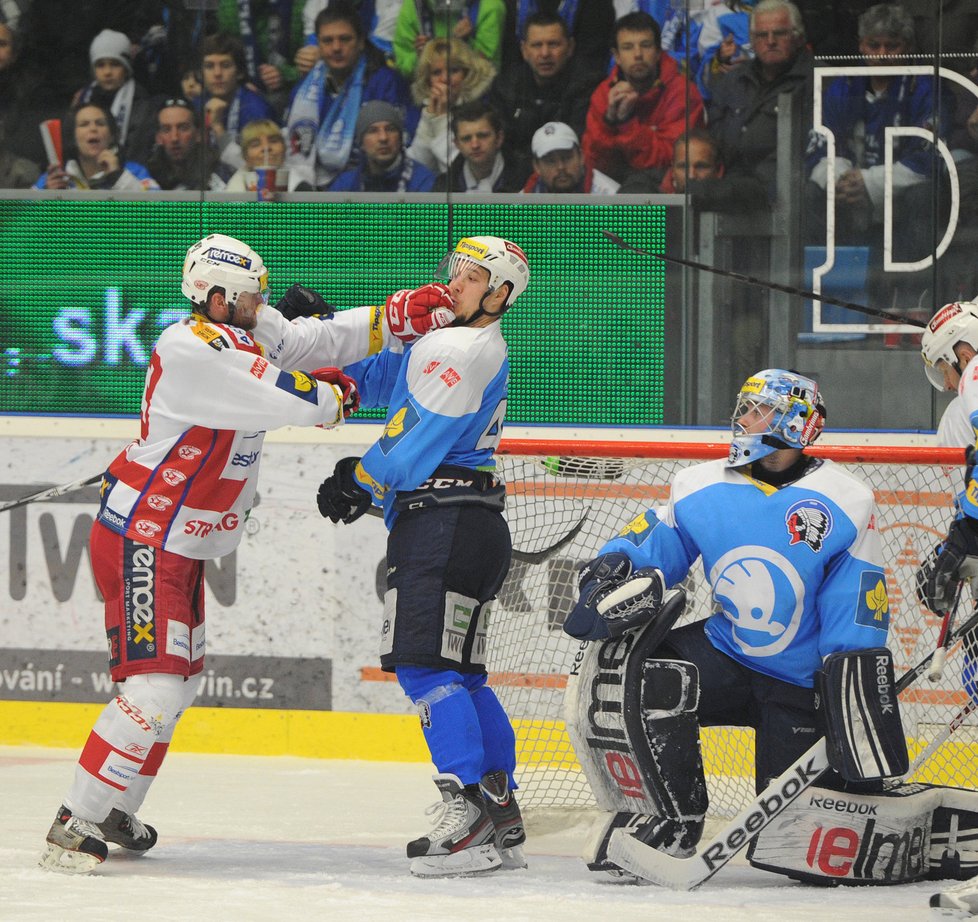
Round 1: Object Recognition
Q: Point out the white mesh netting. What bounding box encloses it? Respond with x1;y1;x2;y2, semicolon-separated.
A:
488;441;976;820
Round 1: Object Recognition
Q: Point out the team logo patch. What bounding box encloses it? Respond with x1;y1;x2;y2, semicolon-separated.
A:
274;370;319;404
134;519;161;538
423;361;441;375
147;494;172;511
178;445;202;461
379;401;421;455
855;571;889;630
162;468;186;486
785;500;833;552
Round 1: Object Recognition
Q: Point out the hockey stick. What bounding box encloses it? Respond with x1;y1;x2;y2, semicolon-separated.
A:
927;584;964;682
364;505;590;565
0;473;103;514
607;605;978;889
600;230;927;328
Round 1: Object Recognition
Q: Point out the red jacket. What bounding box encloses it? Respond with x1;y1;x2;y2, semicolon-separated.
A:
583;53;704;182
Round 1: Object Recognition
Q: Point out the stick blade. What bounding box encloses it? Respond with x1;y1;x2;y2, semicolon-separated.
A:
606;829;707;890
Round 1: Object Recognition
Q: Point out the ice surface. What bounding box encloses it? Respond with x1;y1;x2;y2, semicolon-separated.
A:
1;747;940;921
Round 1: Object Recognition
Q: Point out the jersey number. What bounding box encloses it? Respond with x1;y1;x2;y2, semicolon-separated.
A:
476;399;506;451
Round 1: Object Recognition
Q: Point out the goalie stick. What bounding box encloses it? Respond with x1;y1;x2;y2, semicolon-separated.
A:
0;473;102;514
600;230;927;328
607;605;978;889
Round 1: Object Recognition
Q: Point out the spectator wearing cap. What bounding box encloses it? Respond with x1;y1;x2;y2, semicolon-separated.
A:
522;120;618;194
73;29;157;165
327;100;435;192
284;3;416;190
583;11;704;184
434;99;530;193
146;98;234;191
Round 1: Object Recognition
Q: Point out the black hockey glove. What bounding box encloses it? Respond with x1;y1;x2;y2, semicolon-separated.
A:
317;457;373;524
273;284;335;321
918;516;978;613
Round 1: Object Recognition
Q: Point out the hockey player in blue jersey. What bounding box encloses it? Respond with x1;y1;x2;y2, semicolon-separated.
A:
316;236;530;878
562;369;917;883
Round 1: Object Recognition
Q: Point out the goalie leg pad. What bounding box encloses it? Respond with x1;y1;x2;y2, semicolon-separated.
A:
816;647;909;782
565;612;708;823
749;782;978;885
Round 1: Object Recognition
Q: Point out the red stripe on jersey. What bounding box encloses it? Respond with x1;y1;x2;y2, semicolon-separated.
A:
78;730;145;791
183;429;246;510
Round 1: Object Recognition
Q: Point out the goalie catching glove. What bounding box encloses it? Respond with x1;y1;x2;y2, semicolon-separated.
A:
317;457;373;524
273;284;335;321
563;552;682;640
385;283;455;344
917;516;978;613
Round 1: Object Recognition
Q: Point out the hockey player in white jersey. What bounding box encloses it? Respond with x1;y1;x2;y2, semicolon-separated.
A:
316;236;529;878
40;233;450;874
919;302;978;916
561;369;927;883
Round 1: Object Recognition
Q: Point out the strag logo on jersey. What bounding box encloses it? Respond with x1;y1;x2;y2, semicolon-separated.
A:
147;494;173;511
178;445;202;461
204;246;252;270
785;500;832;552
162;468;187;486
711;546;805;657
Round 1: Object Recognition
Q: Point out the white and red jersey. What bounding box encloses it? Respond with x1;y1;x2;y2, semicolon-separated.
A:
97;306;384;559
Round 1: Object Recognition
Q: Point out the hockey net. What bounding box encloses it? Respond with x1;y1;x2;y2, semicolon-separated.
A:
489;439;976;820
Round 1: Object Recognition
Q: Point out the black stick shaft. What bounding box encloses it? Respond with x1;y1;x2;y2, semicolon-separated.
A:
601;230;927;328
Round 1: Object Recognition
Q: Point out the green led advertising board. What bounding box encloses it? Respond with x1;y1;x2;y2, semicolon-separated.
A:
0;199;667;425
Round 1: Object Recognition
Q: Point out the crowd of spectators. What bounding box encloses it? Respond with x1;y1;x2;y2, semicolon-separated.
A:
0;0;973;221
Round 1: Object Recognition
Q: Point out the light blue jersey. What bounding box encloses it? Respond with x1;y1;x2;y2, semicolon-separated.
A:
347;324;508;528
600;458;889;688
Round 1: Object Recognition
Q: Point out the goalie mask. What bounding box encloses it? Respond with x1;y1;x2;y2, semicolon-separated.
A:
436;236;529;317
921;301;978;390
181;234;269;314
727;369;825;467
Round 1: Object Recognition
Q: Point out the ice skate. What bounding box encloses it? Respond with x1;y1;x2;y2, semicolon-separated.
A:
931;877;978;918
39;805;108;874
480;769;527;870
97;808;158;851
407;773;501;878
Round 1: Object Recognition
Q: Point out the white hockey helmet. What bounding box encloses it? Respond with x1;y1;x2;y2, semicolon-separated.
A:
438;236;529;312
921;301;978;390
181;234;268;308
727;369;826;467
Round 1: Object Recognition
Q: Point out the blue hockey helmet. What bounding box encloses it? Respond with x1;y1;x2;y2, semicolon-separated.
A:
727;369;826;467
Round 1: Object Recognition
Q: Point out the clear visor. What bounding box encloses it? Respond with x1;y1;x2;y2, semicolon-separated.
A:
436;252;490;287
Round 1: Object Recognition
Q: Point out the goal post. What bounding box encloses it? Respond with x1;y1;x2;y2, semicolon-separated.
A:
488;439;973;818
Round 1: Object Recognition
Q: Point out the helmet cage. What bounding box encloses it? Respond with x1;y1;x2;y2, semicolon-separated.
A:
727;370;825;467
921;302;978;390
436;236;529;313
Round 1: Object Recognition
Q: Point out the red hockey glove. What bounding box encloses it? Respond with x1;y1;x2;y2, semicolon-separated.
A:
385;283;455;344
309;366;360;418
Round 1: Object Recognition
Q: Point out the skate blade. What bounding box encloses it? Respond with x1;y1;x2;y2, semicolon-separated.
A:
410;844;502;878
498;845;528;870
39;843;105;874
930;892;975;920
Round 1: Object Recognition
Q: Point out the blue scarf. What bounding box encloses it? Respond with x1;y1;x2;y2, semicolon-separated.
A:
286;55;366;187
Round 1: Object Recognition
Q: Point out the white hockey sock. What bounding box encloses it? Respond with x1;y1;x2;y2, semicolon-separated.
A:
109;673;202;816
65;673;191;822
